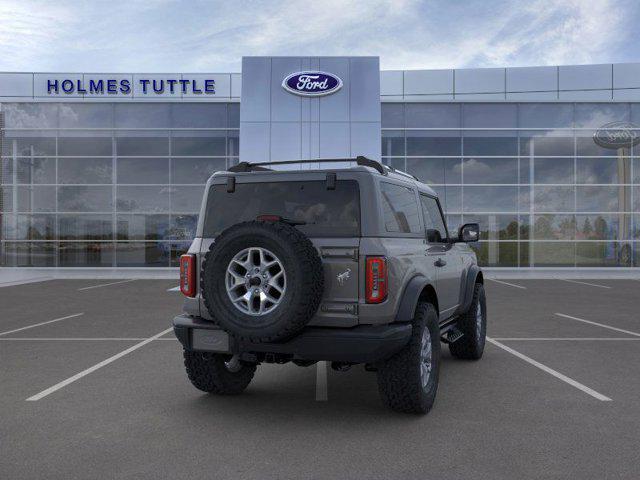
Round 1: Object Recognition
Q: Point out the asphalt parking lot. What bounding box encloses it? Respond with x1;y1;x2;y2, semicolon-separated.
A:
1;278;640;479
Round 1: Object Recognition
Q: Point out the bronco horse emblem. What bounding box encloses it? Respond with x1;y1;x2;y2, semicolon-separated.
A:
337;268;351;286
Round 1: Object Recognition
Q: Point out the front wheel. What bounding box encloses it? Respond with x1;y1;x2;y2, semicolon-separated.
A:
183;350;256;394
376;302;441;414
449;283;486;360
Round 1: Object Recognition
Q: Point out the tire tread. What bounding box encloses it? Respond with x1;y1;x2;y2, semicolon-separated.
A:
377;302;440;414
201;221;324;343
183;350;256;395
449;283;486;360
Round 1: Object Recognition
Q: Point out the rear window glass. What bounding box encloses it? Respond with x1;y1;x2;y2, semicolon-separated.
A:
203;180;360;237
380;182;421;233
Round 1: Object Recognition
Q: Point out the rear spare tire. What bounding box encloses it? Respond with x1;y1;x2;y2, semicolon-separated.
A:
201;221;323;343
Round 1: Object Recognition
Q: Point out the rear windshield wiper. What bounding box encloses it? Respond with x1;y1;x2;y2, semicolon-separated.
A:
256;215;307;226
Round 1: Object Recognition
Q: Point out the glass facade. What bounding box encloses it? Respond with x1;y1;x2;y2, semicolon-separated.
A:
0;100;638;268
382;102;639;268
0;102;239;267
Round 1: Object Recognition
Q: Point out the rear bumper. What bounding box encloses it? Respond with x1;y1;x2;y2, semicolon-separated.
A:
172;314;411;364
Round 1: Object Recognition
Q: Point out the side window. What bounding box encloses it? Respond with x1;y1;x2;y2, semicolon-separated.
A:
420;195;448;243
380;182;421;233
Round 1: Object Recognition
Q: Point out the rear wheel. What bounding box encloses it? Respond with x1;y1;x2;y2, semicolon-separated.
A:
183;350;256;394
376;302;440;414
449;283;486;360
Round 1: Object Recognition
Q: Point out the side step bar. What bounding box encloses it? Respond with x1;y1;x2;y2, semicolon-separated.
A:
441;327;464;344
439;320;464;344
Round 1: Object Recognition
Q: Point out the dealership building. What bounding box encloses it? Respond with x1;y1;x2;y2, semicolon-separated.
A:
0;57;639;270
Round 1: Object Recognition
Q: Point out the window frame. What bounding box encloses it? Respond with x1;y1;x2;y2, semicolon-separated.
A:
419;192;450;244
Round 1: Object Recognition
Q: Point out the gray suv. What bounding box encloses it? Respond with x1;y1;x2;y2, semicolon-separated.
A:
173;157;486;414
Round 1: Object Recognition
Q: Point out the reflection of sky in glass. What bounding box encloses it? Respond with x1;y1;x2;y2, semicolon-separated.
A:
117;158;169;184
520;134;573;156
574;104;630;128
463;186;518;212
3;103;58;128
116;186;170;213
461;158;518;184
1;101;638;268
577;186;628;212
0;102;241;267
576;158;628;184
58;158;112;184
534;158;574;184
534;186;574;212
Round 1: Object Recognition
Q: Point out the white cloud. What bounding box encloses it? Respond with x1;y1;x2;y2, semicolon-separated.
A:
0;1;75;69
377;0;631;70
0;0;636;72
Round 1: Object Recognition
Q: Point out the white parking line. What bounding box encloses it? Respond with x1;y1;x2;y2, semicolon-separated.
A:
78;279;137;291
0;313;84;337
0;337;177;341
492;337;640;341
315;361;328;401
487;279;527;289
558;279;611;289
555;313;640;337
167;286;180;292
26;327;174;401
487;337;612;402
0;277;53;288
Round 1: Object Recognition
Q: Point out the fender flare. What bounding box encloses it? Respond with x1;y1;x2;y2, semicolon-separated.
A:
457;265;482;315
394;275;431;323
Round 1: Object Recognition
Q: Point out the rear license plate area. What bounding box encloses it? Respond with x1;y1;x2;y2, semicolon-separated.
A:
192;329;230;352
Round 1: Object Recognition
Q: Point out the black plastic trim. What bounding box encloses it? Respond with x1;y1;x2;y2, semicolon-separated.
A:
172;314;411;364
326;172;337;190
457;266;481;315
226;176;236;192
227;157;387;175
394;275;429;323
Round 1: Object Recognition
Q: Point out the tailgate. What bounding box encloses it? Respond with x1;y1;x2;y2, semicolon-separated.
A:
309;237;360;327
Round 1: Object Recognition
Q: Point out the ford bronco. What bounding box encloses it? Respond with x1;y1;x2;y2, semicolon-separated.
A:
173;157;486;414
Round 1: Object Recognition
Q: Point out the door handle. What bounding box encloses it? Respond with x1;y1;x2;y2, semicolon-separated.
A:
434;258;447;267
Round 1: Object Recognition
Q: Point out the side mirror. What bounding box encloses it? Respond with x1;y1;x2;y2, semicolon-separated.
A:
458;223;479;242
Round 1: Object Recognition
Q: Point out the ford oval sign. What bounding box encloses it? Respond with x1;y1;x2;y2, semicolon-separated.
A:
282;71;343;97
593;121;640;149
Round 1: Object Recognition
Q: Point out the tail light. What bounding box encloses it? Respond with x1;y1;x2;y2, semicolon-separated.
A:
180;254;196;297
365;257;387;303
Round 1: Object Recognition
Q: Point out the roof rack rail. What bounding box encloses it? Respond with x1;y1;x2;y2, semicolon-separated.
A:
390;168;419;181
378;162;419;181
226;162;271;173
227;156;386;175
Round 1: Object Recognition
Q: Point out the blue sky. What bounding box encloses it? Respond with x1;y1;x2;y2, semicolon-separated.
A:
0;0;638;72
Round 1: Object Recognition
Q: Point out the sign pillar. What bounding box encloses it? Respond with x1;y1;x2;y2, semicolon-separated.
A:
239;56;381;164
